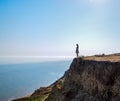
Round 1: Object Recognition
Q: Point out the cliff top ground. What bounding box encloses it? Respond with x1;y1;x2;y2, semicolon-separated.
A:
84;54;120;62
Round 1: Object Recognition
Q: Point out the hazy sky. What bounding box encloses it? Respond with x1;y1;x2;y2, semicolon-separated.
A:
0;0;120;57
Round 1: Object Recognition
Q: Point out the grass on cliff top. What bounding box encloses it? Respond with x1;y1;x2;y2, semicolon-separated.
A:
84;55;120;62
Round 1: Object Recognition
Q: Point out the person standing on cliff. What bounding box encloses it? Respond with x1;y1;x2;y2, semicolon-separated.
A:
76;44;79;57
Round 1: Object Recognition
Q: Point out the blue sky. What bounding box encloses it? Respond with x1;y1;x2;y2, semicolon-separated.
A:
0;0;120;57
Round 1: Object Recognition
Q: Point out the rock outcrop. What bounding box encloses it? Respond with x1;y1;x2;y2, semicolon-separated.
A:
46;58;120;101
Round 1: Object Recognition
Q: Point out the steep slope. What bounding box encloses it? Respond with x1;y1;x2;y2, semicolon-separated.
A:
46;58;120;101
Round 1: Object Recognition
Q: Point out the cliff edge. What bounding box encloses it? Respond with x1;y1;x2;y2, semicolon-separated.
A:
13;54;120;101
46;56;120;101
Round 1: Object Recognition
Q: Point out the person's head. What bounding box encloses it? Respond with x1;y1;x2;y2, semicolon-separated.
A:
76;44;78;47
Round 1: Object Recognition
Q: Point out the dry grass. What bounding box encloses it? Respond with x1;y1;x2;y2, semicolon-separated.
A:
83;55;120;62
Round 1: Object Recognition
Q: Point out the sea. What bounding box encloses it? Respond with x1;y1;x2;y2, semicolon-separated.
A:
0;56;72;101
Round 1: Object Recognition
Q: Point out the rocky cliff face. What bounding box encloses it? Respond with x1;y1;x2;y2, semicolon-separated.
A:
46;58;120;101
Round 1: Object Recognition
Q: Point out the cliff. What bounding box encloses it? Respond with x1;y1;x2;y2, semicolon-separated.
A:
13;55;120;101
46;57;120;101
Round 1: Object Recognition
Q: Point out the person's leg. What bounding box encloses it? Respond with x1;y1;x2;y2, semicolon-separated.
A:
77;53;78;57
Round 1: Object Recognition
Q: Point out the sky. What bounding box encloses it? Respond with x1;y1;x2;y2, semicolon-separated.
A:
0;0;120;57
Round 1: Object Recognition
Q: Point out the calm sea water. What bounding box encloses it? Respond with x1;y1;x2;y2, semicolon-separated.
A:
0;60;72;101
